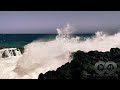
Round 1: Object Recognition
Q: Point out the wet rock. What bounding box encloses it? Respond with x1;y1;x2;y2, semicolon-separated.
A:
0;47;24;58
37;48;120;79
110;48;120;59
2;50;9;58
18;47;24;54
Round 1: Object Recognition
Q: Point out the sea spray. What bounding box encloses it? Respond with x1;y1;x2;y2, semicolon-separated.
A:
13;24;120;78
0;24;120;79
14;24;73;77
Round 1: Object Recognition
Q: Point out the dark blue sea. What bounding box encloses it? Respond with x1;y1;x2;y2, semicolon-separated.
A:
0;34;94;48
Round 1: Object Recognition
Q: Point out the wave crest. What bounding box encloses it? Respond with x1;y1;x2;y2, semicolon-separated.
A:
13;24;120;78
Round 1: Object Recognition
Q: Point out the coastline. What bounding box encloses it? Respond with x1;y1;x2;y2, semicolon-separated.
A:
38;48;120;79
0;47;24;58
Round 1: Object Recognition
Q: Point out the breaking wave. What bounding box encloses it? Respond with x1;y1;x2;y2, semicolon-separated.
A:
13;24;120;79
1;24;120;79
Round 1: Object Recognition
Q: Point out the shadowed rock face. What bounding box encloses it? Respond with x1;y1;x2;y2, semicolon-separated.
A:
38;48;120;79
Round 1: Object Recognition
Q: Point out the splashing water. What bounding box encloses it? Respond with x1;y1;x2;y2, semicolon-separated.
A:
1;24;120;79
56;24;73;38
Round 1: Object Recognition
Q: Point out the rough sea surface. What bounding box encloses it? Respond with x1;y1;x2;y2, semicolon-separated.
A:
0;24;120;79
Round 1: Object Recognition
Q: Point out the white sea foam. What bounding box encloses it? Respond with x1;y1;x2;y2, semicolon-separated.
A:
0;24;120;79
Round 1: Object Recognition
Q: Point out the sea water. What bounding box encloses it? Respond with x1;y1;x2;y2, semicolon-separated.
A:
0;24;120;79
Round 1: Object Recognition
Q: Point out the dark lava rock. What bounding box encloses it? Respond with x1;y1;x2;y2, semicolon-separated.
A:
18;47;24;54
37;48;120;79
2;50;8;58
1;47;24;58
110;48;120;59
12;50;16;56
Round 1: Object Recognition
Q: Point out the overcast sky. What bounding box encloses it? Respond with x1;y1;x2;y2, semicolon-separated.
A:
0;11;120;34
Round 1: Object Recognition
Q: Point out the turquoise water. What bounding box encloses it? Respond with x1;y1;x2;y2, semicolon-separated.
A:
0;34;94;48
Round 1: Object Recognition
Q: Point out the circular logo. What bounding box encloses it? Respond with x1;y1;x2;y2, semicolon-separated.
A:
105;61;117;74
94;61;106;75
94;61;117;75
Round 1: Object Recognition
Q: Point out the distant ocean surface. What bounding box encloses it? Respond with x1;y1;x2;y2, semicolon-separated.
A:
0;34;94;48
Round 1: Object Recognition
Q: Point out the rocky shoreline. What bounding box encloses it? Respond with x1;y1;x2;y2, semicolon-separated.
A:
38;48;120;79
0;47;24;58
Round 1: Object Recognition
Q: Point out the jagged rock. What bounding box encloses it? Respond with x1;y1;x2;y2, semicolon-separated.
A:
38;48;120;79
2;50;8;58
110;48;120;59
0;47;24;58
12;50;16;56
18;47;24;54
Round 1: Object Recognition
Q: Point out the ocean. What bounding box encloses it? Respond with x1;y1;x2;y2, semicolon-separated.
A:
0;34;94;48
0;24;120;79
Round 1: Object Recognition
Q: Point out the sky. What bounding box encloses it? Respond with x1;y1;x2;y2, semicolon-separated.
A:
0;11;120;34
